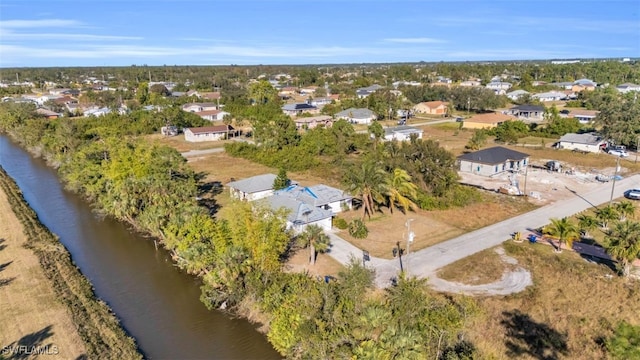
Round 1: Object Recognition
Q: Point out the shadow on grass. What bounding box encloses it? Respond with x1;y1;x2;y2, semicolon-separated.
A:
0;261;11;273
2;325;67;360
0;277;15;287
0;238;6;252
501;310;568;360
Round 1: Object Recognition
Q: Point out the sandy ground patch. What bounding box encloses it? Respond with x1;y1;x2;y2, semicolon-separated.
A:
0;187;86;359
429;247;532;296
284;247;345;279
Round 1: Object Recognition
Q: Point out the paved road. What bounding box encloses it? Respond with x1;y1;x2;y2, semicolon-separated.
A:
325;174;640;287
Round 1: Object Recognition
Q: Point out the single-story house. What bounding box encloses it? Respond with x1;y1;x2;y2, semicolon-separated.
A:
567;109;599;124
508;104;545;122
294;115;334;130
227;173;298;202
506;89;529;101
263;195;333;233
383;126;423;141
310;97;333;107
556;133;606;153
276;184;353;214
458;146;530;177
616;83;640;94
413;101;449;115
335;108;377;125
182;102;218;112
462;112;516;129
486;81;512;91
195;109;230;121
532;91;566;102
356;84;383;99
184;125;233;142
36;108;60;119
459;80;481;87
573;79;597;92
282;102;319;117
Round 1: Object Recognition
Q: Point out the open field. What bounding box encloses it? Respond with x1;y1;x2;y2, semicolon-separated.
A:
463;242;640;359
0;184;87;360
437;247;515;285
148;133;228;152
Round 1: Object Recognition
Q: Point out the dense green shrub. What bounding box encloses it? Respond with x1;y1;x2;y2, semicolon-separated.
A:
333;217;349;230
348;219;368;239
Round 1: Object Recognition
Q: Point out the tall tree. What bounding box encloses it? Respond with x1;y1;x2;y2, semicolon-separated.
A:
606;220;640;277
273;168;290;190
544;217;580;252
597;206;619;230
368;121;384;150
344;160;389;220
297;224;331;265
614;201;636;221
384;168;418;214
577;214;598;239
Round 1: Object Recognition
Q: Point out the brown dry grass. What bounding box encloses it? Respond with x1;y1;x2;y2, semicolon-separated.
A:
467;241;640;359
437;247;516;285
147;133;228;152
0;186;86;359
335;192;536;259
284;248;345;279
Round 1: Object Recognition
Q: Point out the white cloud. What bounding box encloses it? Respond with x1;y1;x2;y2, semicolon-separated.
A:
384;37;445;44
0;19;81;29
0;30;142;41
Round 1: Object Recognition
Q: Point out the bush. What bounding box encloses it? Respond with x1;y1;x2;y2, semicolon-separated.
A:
348;219;368;239
333;217;348;230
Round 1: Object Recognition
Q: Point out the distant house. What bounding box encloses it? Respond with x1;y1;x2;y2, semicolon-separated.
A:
310;97;333;107
508;104;545;122
263;195;333;233
383;126;423;142
413;101;449;116
572;79;597;92
462;112;516;129
182;102;218;112
567;109;599;124
486;81;512;94
276;184;353;214
184;125;233;142
227;173;297;202
335;108;377;125
616;83;640;93
356;84;383;99
200;92;221;101
282;102;319;116
458;146;529;177
195;109;230;121
35;108;60;119
459;80;481;87
293;115;334;130
532;91;566;102
557;133;606;153
506;89;529;101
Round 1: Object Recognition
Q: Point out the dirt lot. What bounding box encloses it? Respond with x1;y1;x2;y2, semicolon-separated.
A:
0;187;86;359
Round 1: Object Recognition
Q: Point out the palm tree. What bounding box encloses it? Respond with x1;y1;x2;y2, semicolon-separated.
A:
384;168;418;214
544;217;580;252
614;201;636;221
577;214;599;239
344;161;388;220
596;206;619;230
606;220;640;277
298;225;331;265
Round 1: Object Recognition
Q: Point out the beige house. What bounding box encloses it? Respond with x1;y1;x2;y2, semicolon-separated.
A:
462;112;516;129
413;101;449;115
184;125;233;142
294;115;334;130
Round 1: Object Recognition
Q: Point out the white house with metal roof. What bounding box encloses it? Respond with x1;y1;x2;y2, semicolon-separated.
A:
275;184;352;214
227;174;297;202
383;126;423;142
335;108;377;124
556;133;606;153
262;195;333;233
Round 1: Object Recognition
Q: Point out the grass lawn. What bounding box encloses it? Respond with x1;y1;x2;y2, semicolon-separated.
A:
335;192;537;259
437;247;516;285
464;241;640;359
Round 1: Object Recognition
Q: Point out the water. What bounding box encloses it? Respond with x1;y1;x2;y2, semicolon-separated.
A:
0;135;280;360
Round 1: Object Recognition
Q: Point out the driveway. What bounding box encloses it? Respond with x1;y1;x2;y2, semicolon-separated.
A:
325;174;640;288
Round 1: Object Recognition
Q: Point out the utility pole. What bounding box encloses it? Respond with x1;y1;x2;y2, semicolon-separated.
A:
609;156;621;206
635;135;639;164
394;241;404;272
405;219;415;273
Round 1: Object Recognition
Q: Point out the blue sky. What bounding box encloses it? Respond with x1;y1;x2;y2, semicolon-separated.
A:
1;0;639;67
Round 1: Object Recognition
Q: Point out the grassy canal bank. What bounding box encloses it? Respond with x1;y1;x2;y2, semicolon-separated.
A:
0;166;142;360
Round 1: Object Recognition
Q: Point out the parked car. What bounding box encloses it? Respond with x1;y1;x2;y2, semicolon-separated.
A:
608;149;629;157
624;189;640;200
596;174;610;183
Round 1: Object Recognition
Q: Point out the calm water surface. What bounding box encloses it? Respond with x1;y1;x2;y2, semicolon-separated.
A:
0;135;280;360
